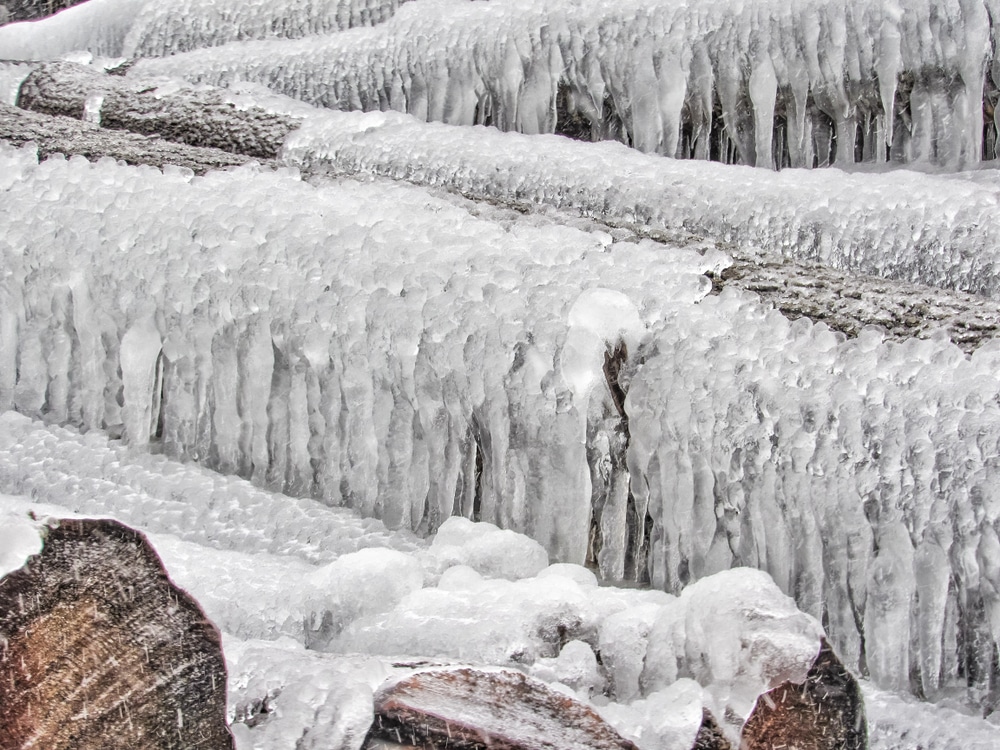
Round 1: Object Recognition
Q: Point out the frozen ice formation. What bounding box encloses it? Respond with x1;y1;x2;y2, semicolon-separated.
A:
0;0;406;61
3;140;1000;708
130;0;1000;168
282;108;1000;299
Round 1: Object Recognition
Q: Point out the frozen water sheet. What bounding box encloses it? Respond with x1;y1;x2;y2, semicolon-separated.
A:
133;0;1000;168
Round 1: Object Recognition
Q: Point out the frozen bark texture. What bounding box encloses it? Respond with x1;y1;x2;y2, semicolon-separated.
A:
0;101;265;173
18;62;300;159
0;518;234;750
741;639;867;750
365;668;640;750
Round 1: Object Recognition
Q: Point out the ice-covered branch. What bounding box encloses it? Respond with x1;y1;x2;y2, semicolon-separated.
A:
132;0;1000;168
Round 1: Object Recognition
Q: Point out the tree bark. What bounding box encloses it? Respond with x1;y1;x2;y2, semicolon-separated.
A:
0;101;270;174
17;61;301;159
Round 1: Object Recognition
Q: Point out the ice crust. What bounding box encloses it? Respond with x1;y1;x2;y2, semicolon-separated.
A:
129;0;1000;168
0;432;823;749
0;0;406;61
281;108;1000;299
4;142;1000;705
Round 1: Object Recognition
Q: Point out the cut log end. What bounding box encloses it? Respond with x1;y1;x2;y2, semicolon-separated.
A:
0;517;234;750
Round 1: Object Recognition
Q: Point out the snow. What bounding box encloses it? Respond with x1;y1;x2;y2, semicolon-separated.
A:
125;0;999;168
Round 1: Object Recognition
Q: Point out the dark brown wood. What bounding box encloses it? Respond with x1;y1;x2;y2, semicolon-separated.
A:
0;518;235;750
17;62;300;159
365;667;640;750
740;638;867;750
0;102;266;174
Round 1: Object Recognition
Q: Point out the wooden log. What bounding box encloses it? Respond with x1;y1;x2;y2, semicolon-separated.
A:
365;667;640;750
17;61;301;159
0;517;234;750
740;638;867;750
0;101;268;174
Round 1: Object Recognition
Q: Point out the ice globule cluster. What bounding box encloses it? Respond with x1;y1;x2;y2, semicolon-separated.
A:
0;143;716;570
284;109;1000;299
0;0;406;61
5;143;1000;704
133;0;1000;168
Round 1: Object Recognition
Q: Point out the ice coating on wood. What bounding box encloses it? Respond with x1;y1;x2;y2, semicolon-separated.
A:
0;0;406;60
280;107;1000;299
130;0;1000;168
3;142;1000;708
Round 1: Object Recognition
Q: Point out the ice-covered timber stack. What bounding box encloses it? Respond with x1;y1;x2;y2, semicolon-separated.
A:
124;0;1000;169
0;0;408;60
3;141;1000;709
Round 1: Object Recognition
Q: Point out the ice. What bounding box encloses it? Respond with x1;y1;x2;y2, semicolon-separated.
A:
641;568;824;722
0;61;33;105
0;0;406;61
0;500;42;577
280;107;1000;299
427;516;549;581
3;432;999;745
6;140;1000;702
129;0;1000;168
597;679;706;750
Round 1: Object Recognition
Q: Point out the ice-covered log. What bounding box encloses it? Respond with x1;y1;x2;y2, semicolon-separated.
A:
0;517;234;750
0;101;266;172
742;639;867;750
133;0;1000;168
5;142;1000;706
283;109;1000;300
0;0;406;61
17;62;300;159
365;668;640;750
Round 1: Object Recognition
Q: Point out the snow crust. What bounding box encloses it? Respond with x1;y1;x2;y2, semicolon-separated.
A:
129;0;1000;168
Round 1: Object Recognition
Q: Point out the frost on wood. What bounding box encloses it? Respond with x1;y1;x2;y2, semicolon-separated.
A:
17;62;300;159
365;668;639;750
0;517;234;750
132;0;1000;168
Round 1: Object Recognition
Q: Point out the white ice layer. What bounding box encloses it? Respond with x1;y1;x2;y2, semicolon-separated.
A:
0;0;405;61
281;108;1000;298
4;142;1000;706
131;0;1000;168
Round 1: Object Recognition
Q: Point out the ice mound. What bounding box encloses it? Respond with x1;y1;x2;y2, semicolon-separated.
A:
0;0;406;61
427;516;549;581
132;0;999;169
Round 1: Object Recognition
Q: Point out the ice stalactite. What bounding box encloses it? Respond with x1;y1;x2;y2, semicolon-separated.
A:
4;144;1000;706
128;0;1000;169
